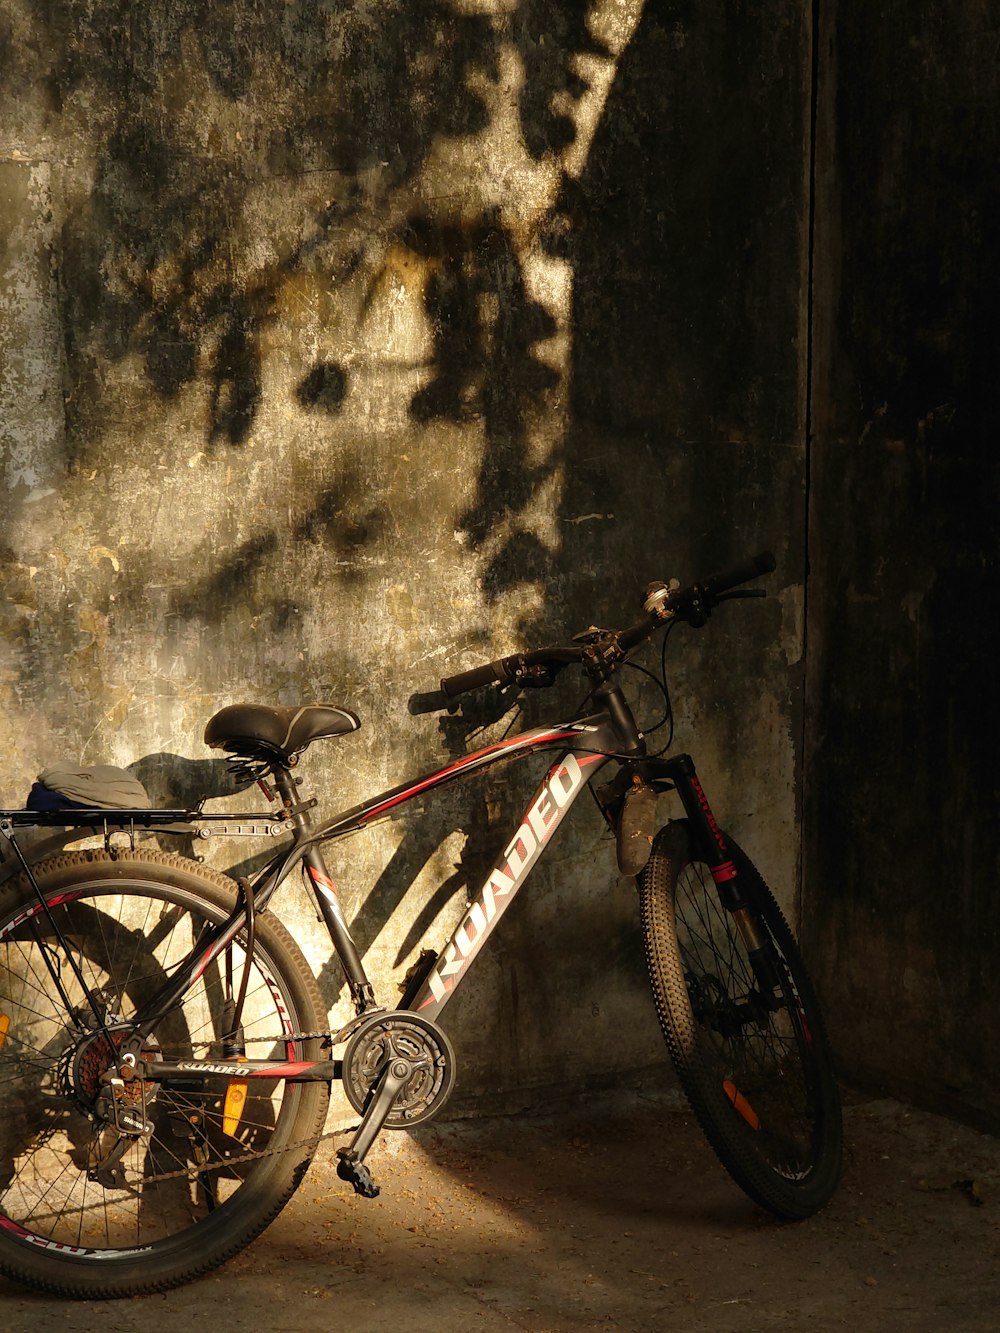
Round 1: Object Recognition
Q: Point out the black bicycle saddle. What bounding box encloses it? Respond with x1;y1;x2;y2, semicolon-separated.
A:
204;703;360;763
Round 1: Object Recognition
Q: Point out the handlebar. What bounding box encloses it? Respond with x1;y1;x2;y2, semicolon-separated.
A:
409;550;775;712
440;659;514;699
438;645;581;701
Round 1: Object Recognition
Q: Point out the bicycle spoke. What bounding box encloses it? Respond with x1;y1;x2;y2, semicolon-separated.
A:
0;862;322;1261
673;862;819;1172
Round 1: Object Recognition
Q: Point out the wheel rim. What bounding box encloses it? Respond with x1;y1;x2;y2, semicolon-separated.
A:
0;877;308;1257
674;859;822;1180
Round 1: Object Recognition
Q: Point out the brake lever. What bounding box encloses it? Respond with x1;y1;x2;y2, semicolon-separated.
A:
681;586;766;628
517;665;559;689
571;626;608;645
684;587;765;627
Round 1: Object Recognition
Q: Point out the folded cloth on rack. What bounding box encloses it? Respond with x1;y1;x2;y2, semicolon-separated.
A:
27;764;152;811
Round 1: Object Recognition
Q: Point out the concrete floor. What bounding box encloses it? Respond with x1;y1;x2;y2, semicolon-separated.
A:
2;1090;1000;1331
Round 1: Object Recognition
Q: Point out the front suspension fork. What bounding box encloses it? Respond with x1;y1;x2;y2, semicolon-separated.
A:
667;755;785;1002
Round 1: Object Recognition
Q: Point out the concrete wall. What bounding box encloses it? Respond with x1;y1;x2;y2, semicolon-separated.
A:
1;1;810;1112
805;1;1000;1126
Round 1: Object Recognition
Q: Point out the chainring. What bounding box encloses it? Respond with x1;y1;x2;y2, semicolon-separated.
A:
341;1010;456;1127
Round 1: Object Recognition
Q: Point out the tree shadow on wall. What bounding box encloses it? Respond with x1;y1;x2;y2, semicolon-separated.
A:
1;2;655;1014
402;208;561;604
23;0;504;461
3;0;616;604
167;473;388;626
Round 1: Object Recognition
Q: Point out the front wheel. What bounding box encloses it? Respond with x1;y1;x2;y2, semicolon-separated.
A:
0;850;329;1298
638;821;841;1219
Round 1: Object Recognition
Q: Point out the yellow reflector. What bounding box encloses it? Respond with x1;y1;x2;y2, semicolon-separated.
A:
723;1078;761;1131
223;1059;249;1137
0;1014;9;1051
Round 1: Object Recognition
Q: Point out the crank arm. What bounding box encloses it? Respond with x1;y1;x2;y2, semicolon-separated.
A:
336;1055;412;1198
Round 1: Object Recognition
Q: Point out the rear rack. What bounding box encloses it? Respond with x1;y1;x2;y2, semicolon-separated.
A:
0;808;294;860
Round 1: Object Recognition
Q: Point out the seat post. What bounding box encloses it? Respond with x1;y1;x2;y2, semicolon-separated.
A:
272;765;376;1013
272;765;312;832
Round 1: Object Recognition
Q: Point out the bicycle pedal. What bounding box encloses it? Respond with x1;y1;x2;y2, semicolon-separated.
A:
336;1151;380;1199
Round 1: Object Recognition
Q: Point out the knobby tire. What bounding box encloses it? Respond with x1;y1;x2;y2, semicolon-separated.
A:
0;850;329;1298
638;821;842;1219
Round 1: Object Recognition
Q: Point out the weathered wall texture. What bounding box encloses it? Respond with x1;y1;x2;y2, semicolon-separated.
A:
805;1;1000;1125
1;1;810;1112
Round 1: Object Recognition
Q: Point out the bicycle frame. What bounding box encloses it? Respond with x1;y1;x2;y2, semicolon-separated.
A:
141;709;622;1057
0;709;613;1075
0;694;743;1087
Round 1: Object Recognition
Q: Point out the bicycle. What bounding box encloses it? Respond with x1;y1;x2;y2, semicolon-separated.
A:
0;551;842;1298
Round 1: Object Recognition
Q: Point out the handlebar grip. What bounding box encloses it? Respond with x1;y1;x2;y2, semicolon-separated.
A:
407;689;450;715
700;550;776;598
439;658;512;699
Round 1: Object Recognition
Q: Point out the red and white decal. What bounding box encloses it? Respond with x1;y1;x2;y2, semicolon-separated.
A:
176;1059;316;1078
0;1213;152;1257
689;775;729;856
0;891;87;939
418;753;590;1012
358;726;590;824
308;865;338;895
711;859;737;883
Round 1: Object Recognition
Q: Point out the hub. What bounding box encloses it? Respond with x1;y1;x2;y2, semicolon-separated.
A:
65;1024;160;1128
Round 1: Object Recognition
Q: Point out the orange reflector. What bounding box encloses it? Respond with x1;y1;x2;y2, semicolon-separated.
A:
223;1060;249;1137
0;1014;9;1052
723;1078;760;1131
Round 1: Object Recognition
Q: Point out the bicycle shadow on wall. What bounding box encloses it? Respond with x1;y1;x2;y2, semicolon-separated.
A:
130;697;583;1029
118;688;631;1046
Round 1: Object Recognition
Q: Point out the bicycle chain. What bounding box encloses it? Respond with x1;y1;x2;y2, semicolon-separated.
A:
92;1027;378;1187
180;1029;335;1050
110;1119;363;1187
103;1029;350;1188
235;1030;334;1045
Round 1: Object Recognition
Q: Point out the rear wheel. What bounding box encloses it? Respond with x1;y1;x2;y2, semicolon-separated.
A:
639;821;841;1218
0;850;329;1297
